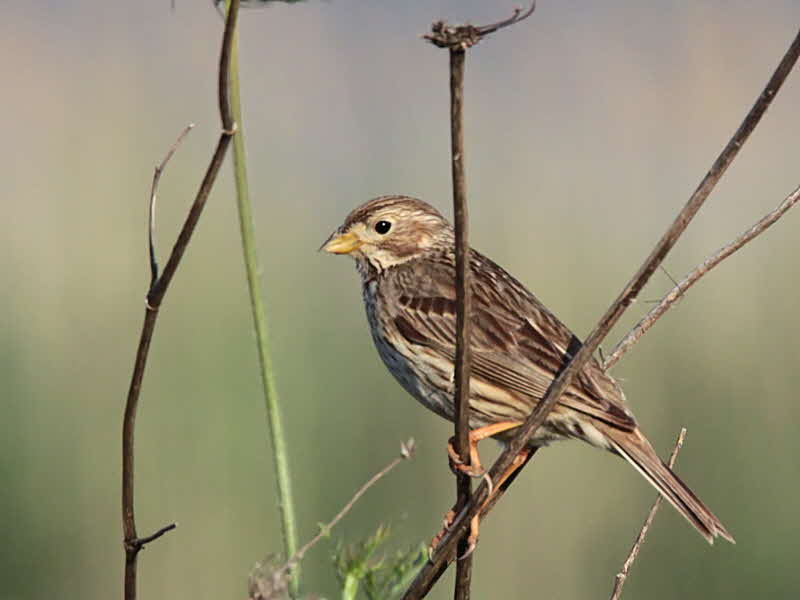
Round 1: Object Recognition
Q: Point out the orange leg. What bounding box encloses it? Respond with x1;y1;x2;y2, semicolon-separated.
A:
447;421;524;479
461;447;531;558
432;422;529;560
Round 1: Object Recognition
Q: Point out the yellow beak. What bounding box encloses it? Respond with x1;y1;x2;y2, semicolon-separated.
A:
320;230;364;255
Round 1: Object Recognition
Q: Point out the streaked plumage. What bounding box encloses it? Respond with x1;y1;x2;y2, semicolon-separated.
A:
322;195;733;544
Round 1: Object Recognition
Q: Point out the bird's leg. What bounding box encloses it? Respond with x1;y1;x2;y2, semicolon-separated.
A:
432;435;530;560
460;447;531;558
447;420;523;479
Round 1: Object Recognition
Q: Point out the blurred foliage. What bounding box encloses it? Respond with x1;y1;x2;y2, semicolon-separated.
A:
246;527;425;600
333;525;427;600
2;1;799;600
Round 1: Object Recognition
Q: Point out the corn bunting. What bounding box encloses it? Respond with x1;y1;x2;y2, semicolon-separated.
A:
322;195;733;545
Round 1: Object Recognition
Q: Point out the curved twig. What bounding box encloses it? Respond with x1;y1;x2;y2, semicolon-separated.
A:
148;124;195;290
476;2;536;36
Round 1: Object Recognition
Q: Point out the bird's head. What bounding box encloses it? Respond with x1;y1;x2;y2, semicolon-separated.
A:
320;195;452;274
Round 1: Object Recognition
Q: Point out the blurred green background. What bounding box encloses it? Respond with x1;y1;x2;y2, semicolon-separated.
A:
2;1;799;598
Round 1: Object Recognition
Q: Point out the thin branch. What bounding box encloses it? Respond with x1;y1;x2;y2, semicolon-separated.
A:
130;523;178;549
604;183;800;369
449;44;474;600
223;0;301;594
148;123;195;289
146;2;238;305
476;2;536;36
424;6;537;599
658;265;680;290
402;26;800;600
610;428;687;600
122;2;240;600
274;440;417;579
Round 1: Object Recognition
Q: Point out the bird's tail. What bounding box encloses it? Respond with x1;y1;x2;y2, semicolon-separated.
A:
603;427;735;544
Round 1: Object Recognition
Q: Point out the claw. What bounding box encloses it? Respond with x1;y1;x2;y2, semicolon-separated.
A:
482;472;494;497
434;425;528;562
458;541;477;560
429;509;457;557
457;515;480;560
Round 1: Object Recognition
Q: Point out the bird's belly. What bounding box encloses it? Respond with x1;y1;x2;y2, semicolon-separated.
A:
372;324;456;422
363;286;454;421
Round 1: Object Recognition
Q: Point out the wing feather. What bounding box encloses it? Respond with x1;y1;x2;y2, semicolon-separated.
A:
388;252;637;432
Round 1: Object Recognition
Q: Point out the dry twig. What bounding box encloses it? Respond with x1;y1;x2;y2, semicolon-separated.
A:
402;27;800;600
424;2;536;49
271;438;416;580
449;42;474;600
121;2;240;599
423;5;537;599
610;428;687;600
604;184;800;369
148;123;195;288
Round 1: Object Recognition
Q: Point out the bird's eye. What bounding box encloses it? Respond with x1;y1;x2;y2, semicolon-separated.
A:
374;220;392;234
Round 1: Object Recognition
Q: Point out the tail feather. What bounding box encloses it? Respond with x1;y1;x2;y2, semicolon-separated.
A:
603;427;735;545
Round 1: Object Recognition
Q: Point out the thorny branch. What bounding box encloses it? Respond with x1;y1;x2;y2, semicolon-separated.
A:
402;26;800;600
121;2;240;600
604;184;800;370
610;429;687;600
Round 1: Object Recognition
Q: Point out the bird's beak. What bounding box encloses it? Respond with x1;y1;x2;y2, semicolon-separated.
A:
319;230;364;255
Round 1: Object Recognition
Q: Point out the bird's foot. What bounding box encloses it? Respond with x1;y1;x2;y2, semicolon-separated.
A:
428;509;481;561
429;509;456;557
447;420;524;479
447;437;486;478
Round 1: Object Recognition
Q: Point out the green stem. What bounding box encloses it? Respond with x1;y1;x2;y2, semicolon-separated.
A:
225;3;300;596
342;573;361;600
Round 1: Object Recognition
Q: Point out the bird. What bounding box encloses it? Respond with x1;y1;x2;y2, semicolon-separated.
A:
321;194;734;548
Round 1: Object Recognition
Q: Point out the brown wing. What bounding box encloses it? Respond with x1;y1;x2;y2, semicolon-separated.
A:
387;251;637;432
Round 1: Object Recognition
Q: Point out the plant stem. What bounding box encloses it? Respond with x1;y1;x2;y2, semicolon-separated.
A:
448;45;474;600
609;429;687;600
342;573;360;600
225;2;300;596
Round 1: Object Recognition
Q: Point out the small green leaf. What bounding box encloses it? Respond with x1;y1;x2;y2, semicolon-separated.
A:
332;527;426;600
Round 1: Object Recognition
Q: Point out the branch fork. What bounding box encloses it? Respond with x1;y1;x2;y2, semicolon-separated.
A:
122;2;241;600
125;523;177;553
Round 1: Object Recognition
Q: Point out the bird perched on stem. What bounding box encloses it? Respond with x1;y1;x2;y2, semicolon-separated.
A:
321;195;733;548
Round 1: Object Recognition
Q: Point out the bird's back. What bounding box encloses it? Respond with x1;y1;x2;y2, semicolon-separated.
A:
367;247;638;440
